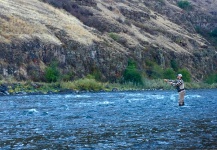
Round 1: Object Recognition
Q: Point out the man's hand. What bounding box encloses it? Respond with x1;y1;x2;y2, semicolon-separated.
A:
164;79;168;82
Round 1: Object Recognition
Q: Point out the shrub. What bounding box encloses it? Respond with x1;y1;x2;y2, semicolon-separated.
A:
90;67;102;81
210;28;217;37
109;32;120;41
29;70;43;82
195;26;217;47
151;65;164;79
163;68;176;79
195;26;203;34
170;59;178;72
145;60;164;79
123;60;143;84
61;78;103;91
45;62;60;83
158;0;165;4
178;68;191;82
205;73;217;84
61;71;74;82
177;0;192;11
145;60;155;68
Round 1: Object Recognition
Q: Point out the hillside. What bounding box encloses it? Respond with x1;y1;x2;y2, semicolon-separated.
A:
0;0;217;82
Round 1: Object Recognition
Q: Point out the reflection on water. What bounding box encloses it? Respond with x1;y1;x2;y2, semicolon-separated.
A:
0;89;217;149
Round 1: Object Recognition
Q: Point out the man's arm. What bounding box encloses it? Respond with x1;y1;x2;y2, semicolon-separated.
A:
164;79;180;86
172;80;183;86
164;79;175;83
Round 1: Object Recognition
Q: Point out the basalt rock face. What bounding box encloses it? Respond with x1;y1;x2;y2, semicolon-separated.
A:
0;36;127;82
0;0;217;81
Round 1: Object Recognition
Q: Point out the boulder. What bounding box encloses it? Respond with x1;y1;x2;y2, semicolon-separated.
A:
0;84;9;95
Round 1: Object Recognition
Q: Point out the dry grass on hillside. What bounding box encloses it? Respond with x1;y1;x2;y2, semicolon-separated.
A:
0;16;44;39
97;0;208;53
0;0;99;44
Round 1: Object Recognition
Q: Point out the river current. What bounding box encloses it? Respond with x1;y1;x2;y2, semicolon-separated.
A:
0;89;217;149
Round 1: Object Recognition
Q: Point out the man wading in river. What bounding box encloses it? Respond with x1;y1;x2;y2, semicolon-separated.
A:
164;74;185;106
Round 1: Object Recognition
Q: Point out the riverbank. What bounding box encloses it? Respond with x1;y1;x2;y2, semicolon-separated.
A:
1;78;217;96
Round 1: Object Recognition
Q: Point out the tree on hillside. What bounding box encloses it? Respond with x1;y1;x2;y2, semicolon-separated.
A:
177;0;192;11
123;60;143;85
178;68;191;82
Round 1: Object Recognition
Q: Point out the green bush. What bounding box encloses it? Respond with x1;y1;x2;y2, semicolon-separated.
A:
123;60;143;84
90;67;102;81
195;26;203;34
158;0;165;4
163;68;176;79
177;0;192;10
109;33;120;41
145;60;164;79
195;26;217;47
210;28;217;37
61;71;74;82
61;78;104;91
151;65;164;79
170;59;178;72
75;78;103;91
45;63;60;83
145;60;155;68
178;68;191;82
205;73;217;84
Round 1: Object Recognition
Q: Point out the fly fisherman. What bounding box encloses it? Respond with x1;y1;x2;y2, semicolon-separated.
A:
164;74;185;106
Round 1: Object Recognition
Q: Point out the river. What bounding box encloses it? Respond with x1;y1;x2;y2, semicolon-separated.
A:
0;89;217;149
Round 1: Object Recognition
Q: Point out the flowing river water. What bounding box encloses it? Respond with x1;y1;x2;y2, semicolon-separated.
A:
0;89;217;149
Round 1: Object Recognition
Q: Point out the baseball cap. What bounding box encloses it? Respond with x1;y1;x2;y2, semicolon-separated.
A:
177;74;182;77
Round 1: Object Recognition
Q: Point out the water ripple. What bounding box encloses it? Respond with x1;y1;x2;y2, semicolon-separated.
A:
0;89;217;149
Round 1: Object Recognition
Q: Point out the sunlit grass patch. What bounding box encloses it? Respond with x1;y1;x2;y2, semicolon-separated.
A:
60;78;104;91
0;16;39;41
0;0;99;44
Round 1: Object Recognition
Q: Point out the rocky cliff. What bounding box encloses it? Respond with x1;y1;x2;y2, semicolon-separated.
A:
0;0;217;82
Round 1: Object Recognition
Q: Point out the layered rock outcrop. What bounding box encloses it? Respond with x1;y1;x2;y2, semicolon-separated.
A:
0;0;216;81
